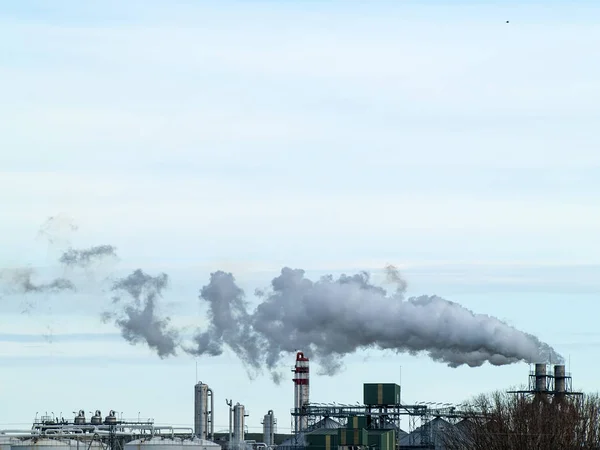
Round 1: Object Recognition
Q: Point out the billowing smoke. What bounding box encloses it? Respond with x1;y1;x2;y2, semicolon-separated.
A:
190;266;564;378
7;215;566;376
59;245;118;268
186;271;262;374
104;269;179;358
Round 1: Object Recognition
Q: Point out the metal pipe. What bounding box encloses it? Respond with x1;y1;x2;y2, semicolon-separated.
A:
95;425;155;436
0;434;40;438
45;427;88;433
0;430;42;435
207;388;214;440
152;426;175;438
91;431;146;437
169;428;194;434
44;430;86;435
31;433;88;438
226;399;233;444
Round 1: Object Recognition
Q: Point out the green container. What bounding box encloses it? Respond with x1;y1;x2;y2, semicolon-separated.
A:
347;415;370;429
338;428;368;446
367;430;396;450
363;383;401;405
307;429;339;450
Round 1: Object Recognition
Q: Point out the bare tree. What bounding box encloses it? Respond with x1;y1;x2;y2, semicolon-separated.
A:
442;390;600;450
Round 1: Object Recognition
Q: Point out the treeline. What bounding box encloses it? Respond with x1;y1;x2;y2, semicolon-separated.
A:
442;391;600;450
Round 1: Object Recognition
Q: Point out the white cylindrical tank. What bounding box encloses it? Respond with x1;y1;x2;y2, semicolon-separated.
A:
11;438;81;450
233;404;245;442
262;410;276;446
124;437;221;450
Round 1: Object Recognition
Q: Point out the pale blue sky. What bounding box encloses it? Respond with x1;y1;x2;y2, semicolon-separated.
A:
1;0;600;435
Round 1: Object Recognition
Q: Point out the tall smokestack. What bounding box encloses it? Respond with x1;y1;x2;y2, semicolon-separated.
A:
535;363;548;392
292;351;309;433
554;364;566;393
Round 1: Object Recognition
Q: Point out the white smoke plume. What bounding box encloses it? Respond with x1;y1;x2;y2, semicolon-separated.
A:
6;215;565;374
190;266;564;379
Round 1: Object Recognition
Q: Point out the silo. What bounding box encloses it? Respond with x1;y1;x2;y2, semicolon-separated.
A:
554;365;566;393
535;363;547;392
195;382;214;440
233;403;245;443
262;410;276;447
124;437;221;450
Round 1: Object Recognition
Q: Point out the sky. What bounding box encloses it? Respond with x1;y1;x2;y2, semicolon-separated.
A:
1;0;600;437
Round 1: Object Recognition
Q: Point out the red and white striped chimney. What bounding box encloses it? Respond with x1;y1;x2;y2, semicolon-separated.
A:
292;351;309;433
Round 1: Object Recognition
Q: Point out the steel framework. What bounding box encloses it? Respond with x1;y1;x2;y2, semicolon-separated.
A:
25;417;194;450
507;366;583;400
291;402;475;448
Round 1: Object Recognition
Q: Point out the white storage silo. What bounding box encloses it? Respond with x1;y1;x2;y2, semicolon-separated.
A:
124;437;221;450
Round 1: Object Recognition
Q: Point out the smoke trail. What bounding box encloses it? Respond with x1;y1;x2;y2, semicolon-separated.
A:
105;269;179;358
59;245;118;268
37;213;79;249
0;267;75;294
190;266;564;377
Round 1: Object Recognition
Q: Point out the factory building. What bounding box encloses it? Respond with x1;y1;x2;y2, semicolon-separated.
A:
0;354;581;450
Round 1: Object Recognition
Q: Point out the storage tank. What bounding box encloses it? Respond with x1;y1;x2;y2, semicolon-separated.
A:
262;411;276;447
554;364;566;393
124;437;221;450
1;436;19;450
194;382;214;440
11;438;82;450
535;363;547;392
233;404;245;442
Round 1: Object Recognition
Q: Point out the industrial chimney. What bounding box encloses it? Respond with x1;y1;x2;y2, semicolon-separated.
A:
292;351;310;434
554;364;566;393
534;363;548;392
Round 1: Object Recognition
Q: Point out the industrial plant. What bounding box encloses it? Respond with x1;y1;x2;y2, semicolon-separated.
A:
0;353;581;450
